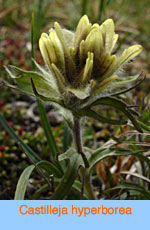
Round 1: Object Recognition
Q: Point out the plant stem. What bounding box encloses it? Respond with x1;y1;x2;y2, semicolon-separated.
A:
73;116;96;200
73;116;89;168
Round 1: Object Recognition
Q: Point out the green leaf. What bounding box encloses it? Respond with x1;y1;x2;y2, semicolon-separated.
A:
138;120;150;131
109;73;142;88
97;0;105;21
19;144;52;189
32;184;49;199
30;78;63;105
81;0;89;15
135;152;150;166
56;104;73;129
31;178;89;199
68;84;90;100
4;65;60;101
105;181;150;199
37;160;62;178
72;180;88;199
0;114;40;163
91;73;143;103
63;123;72;152
90;96;142;132
14;165;35;200
111;74;145;97
88;144;135;173
50;148;84;200
36;98;58;159
78;107;127;125
120;171;150;184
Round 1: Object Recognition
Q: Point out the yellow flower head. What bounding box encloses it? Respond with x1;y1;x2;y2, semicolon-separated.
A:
5;15;143;130
39;15;142;100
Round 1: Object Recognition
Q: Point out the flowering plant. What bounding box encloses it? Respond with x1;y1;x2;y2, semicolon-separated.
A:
5;16;142;129
2;15;144;199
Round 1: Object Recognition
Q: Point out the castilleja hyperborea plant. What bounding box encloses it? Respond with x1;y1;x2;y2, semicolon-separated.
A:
3;15;144;199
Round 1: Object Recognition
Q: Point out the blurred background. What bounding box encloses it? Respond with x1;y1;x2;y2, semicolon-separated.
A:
0;0;150;199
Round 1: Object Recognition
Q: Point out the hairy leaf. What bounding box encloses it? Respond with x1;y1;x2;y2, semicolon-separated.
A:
90;96;142;132
78;107;127;125
50;148;84;199
4;65;60;100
